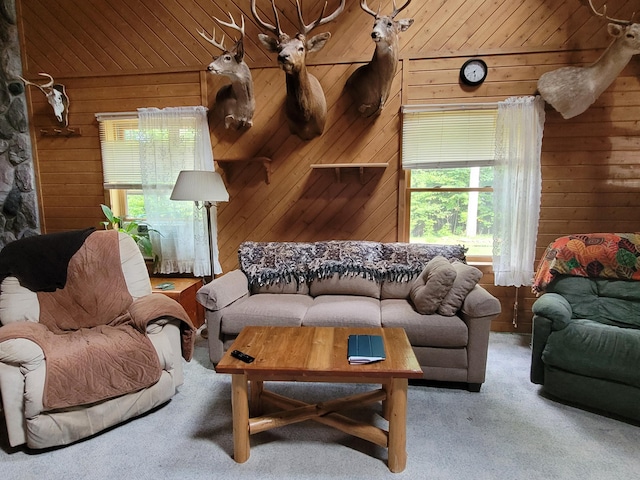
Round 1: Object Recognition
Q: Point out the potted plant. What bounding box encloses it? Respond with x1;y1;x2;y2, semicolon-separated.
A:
100;204;160;271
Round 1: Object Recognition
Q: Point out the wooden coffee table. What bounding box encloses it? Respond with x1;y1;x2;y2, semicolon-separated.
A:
215;326;423;473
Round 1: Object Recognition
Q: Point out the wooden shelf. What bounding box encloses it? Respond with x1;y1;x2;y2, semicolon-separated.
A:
310;163;388;183
217;157;272;184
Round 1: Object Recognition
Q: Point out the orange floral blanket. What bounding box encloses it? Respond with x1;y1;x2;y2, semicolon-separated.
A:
532;233;640;295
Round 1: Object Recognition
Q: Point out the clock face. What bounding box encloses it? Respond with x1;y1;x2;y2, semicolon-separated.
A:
460;59;487;86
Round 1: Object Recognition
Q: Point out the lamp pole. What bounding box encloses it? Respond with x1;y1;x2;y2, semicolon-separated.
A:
204;200;215;284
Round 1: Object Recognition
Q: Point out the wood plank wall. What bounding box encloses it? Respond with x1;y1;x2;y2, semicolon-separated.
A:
16;0;640;333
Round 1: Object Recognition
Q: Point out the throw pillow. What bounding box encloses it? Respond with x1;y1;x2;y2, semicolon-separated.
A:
437;261;483;316
409;256;457;315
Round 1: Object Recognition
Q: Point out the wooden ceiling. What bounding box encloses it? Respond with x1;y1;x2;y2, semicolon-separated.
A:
18;0;636;76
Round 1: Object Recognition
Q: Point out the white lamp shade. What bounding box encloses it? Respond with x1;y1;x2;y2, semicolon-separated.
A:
170;170;229;202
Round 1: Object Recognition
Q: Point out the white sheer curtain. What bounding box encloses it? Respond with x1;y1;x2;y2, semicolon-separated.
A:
139;106;220;276
492;96;545;287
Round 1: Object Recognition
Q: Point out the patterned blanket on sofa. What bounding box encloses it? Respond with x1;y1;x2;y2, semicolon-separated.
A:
238;241;468;288
532;233;640;295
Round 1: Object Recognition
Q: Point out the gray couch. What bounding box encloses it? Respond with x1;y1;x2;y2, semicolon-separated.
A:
197;241;502;391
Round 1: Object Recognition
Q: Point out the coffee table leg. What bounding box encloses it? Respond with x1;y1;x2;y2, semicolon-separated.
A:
250;380;264;415
387;377;408;473
231;373;250;463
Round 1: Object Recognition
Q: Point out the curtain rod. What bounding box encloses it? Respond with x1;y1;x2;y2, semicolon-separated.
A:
401;102;498;113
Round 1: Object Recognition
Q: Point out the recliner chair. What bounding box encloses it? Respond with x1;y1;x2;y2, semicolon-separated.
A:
0;229;194;449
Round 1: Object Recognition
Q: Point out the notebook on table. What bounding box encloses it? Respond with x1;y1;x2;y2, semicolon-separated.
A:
347;334;386;364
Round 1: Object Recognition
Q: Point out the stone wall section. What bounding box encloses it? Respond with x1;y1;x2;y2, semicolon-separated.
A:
0;0;40;248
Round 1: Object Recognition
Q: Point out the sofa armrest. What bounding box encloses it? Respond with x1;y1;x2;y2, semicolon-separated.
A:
460;285;501;320
456;285;501;387
529;289;573;386
0;337;45;370
196;270;249;311
0;338;46;446
530;315;552;385
146;319;184;386
531;293;572;330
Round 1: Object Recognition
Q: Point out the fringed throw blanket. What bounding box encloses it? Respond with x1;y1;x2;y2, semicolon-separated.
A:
0;230;194;410
532;233;640;295
238;241;468;288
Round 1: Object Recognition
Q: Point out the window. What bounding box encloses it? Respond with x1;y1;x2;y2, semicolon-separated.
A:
97;107;219;276
402;105;498;259
96;113;144;219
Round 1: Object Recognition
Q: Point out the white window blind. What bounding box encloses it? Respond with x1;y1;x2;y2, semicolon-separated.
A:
402;104;498;169
96;112;141;189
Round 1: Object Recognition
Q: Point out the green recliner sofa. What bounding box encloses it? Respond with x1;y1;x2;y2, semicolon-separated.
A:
531;275;640;421
530;233;640;421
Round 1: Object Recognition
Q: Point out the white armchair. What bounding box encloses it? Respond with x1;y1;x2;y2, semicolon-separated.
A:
0;230;194;449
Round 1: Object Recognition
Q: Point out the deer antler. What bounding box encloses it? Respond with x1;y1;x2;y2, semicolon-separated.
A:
19;72;55;94
213;12;245;42
391;0;412;19
587;0;635;25
297;0;346;36
250;0;284;38
198;25;227;51
360;0;379;18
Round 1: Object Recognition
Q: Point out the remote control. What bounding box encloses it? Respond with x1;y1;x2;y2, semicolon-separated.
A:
231;350;255;363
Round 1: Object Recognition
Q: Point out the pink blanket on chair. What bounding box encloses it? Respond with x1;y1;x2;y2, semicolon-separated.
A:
0;230;194;410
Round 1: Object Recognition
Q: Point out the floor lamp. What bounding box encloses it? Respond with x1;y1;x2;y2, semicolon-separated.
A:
170;170;229;286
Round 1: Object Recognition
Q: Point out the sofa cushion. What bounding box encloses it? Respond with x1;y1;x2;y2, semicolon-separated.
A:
543;318;640;389
303;295;381;327
309;273;381;299
410;256;457;315
220;294;313;335
380;280;412;299
381;299;468;347
252;280;309;295
547;276;640;329
438;261;483;316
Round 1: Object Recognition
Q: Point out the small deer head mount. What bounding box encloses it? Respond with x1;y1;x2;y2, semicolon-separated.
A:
20;73;70;127
537;0;640;119
346;0;414;117
198;13;255;130
250;0;345;140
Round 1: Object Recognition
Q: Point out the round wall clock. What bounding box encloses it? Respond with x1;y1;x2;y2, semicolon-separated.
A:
460;59;488;86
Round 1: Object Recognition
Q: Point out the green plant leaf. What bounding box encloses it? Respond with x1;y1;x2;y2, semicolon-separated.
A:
100;204;116;224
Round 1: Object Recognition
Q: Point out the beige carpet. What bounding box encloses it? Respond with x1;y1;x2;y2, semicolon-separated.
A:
2;332;640;480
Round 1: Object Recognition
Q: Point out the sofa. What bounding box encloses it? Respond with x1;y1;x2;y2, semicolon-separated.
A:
0;229;195;449
197;241;502;391
530;233;640;421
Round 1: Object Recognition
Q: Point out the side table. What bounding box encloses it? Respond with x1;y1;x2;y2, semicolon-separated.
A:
150;277;205;328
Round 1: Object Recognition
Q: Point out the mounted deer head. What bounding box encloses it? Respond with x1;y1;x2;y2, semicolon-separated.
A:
537;0;640;119
198;13;255;129
19;73;69;127
346;0;413;117
250;0;345;140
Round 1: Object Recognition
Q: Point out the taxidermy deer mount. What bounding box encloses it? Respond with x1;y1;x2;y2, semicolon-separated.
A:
250;0;345;140
198;13;255;129
537;0;640;119
19;73;69;127
346;0;414;118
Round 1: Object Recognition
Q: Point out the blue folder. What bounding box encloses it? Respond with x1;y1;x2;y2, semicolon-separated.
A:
348;335;386;364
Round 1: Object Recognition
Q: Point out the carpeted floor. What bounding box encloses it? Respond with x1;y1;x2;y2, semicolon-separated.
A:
2;332;640;480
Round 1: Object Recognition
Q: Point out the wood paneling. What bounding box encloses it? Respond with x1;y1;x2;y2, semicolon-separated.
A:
16;0;640;334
